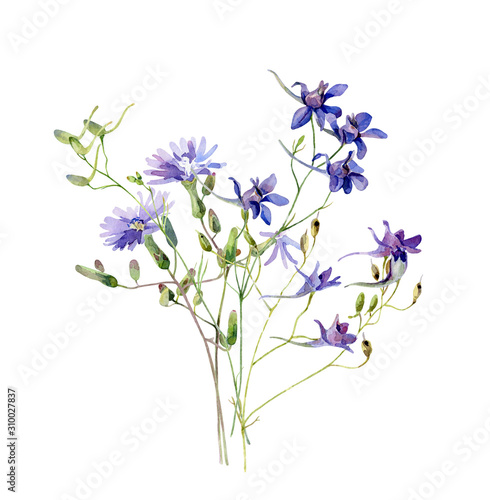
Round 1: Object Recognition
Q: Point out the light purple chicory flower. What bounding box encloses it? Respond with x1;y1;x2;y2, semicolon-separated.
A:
272;315;357;353
260;231;301;268
144;137;225;185
100;190;173;251
340;220;422;287
261;261;340;299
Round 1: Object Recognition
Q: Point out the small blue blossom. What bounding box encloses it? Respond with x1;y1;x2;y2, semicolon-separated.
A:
260;231;301;268
144;137;225;184
100;190;173;251
229;174;288;225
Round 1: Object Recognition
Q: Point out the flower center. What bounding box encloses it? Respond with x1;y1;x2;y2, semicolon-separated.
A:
129;218;145;231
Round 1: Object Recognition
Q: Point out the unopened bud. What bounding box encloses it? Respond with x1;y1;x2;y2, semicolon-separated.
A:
311;218;320;238
193;292;203;306
217;248;226;268
300;231;309;254
241;209;249;222
244;231;256;247
129;259;140;282
371;261;380;281
176;269;196;297
159;285;175;307
94;259;104;272
355;292;365;313
227;310;238;346
197;232;212;252
202;173;216;195
366;295;378;314
361;335;373;358
208;209;221;234
66;174;90;187
413;277;423;303
384;258;391;276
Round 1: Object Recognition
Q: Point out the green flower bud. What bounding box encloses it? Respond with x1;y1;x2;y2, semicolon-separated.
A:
182;178;206;219
75;265;118;288
129;259;140;282
311;218;320;238
300;231;309;254
244;231;257;247
224;227;239;264
54;130;77;145
361;335;373;358
367;295;379;314
94;260;105;272
202;174;216;196
66;175;90;187
227;310;238;346
208;209;221;234
159;285;175;307
193;292;203;307
241;209;249;222
176;269;196;297
371;261;380;281
413;277;423;303
197;232;212;252
217;249;226;268
219;332;229;349
144;234;170;270
355;292;365;313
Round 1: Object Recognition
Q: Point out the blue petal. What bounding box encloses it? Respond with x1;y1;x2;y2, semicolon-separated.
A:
260;204;272;225
322;105;342;118
314;108;326;130
355;138;367;159
362;128;388;139
350;173;368;191
229;177;242;199
262;193;289;206
324;84;348;99
355;113;372;132
343;176;353;194
329;175;343;192
291;106;313;129
249;201;261;219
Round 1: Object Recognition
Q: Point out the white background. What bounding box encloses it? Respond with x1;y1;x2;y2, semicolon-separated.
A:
2;1;490;499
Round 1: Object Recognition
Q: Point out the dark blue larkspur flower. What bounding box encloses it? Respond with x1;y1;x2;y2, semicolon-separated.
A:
340;220;422;287
144;137;225;185
100;190;173;251
312;150;368;194
261;261;340;299
229;174;288;225
273;315;357;353
330;112;387;159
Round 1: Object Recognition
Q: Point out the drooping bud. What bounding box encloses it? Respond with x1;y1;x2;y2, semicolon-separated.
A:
176;269;196;297
182;178;206;219
413;277;423;303
94;260;105;272
244;231;257;247
300;231;309;254
371;261;380;281
227;310;238;346
75;265;118;288
66;175;90;187
208;209;221;234
159;285;175;306
202;173;216;196
311;218;320;238
355;292;365;313
127;174;144;186
366;295;379;314
197;232;212;252
144;234;170;270
361;335;373;358
129;259;140;282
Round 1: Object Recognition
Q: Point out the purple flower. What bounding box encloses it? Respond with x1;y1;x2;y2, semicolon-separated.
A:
331;112;387;159
261;261;340;299
144;137;225;185
340;220;422;287
260;231;301;268
291;80;348;131
100;191;173;251
313;150;368;194
273;315;357;353
229;174;288;225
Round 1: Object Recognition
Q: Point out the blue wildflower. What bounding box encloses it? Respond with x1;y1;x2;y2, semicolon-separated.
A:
100;190;173;251
260;231;301;268
144;137;225;184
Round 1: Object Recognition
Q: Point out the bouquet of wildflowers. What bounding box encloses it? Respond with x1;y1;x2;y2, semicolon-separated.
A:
54;70;422;470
